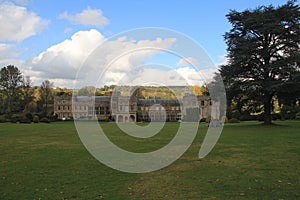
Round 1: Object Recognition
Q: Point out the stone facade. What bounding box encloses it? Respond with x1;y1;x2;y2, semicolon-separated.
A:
54;93;212;122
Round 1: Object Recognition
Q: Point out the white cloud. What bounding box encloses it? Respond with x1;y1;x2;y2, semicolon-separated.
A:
177;57;200;67
25;29;177;88
82;37;177;87
21;28;216;88
0;44;19;60
0;2;48;42
27;29;105;81
122;67;216;87
59;6;109;27
0;43;23;67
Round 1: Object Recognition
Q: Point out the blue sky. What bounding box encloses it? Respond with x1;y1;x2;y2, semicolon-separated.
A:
0;0;291;88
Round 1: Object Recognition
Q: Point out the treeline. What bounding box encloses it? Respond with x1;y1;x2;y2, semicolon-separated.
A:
0;65;72;123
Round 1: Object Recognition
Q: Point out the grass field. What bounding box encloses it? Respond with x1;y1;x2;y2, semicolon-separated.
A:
1;121;300;199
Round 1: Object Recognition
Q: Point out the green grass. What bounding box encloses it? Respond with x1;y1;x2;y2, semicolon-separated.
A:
1;121;300;199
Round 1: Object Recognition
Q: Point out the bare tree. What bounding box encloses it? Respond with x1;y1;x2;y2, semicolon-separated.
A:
40;80;54;112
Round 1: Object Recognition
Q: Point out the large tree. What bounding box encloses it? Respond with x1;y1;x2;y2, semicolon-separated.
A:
220;1;300;125
0;65;24;113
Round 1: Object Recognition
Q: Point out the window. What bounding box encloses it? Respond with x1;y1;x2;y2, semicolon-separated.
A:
201;101;205;106
95;107;100;115
88;107;94;115
100;107;105;115
125;106;129;112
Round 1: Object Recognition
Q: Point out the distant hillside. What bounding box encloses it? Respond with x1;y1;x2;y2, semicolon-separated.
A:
57;85;209;98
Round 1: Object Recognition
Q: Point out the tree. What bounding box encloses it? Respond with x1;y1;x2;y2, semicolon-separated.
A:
220;1;300;125
21;76;35;112
0;65;23;113
39;80;54;112
77;86;96;96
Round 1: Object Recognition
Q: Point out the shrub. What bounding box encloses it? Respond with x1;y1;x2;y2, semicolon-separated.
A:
239;113;257;121
33;115;39;123
10;114;19;123
40;117;50;123
231;111;241;120
271;113;281;121
0;115;7;123
227;118;240;123
19;116;31;124
257;114;264;121
25;113;33;121
296;112;300;120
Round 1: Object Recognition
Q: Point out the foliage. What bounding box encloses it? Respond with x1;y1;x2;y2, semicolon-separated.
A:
21;76;35;112
39;117;50;123
19;115;32;124
77;86;96;96
296;112;300;120
0;115;6;123
33;115;39;123
192;85;208;96
0;65;24;113
221;1;300;125
39;80;54;112
280;105;300;120
10;114;19;123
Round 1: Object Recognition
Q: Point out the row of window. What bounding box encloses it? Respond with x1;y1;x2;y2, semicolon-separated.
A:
117;105;136;112
140;106;181;111
139;113;182;121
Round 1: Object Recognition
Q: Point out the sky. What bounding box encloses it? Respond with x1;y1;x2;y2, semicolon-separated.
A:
0;0;291;88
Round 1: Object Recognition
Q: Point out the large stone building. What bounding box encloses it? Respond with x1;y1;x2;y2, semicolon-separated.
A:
54;92;212;122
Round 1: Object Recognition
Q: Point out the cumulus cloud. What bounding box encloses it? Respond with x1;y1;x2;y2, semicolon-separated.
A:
177;57;200;67
0;2;48;42
59;6;109;27
27;29;105;81
121;67;216;88
25;29;177;88
82;37;177;87
22;28;216;88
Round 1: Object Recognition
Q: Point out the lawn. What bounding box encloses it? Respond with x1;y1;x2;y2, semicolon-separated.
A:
0;121;300;199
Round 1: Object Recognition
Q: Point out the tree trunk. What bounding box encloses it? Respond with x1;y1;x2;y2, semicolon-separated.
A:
263;94;272;125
